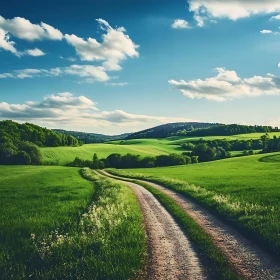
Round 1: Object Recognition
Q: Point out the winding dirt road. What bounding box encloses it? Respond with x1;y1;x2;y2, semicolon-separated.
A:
94;170;206;280
101;170;280;280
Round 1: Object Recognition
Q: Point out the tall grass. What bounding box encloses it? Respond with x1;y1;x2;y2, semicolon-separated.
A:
0;166;145;280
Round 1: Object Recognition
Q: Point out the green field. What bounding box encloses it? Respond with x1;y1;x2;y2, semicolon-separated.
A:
41;131;280;165
41;142;185;165
0;166;144;279
110;152;280;256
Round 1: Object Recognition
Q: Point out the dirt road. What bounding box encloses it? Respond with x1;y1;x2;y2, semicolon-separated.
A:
94;170;206;280
101;170;280;280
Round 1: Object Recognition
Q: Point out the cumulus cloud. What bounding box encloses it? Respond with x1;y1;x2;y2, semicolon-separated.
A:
65;19;139;71
260;29;273;34
188;0;280;26
0;16;63;41
270;14;280;20
25;48;46;56
0;65;109;82
171;19;191;29
169;67;280;101
0;16;137;80
0;28;19;55
0;32;46;57
0;93;195;132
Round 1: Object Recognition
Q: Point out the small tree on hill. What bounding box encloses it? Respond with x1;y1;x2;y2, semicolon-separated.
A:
92;153;99;169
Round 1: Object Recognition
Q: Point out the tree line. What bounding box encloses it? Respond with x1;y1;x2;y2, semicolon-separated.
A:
54;129;130;144
126;122;218;139
0;120;81;165
181;139;263;152
69;153;199;169
177;124;279;137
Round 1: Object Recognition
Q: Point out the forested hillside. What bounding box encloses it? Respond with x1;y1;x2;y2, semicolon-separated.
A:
182;124;279;137
126;122;218;139
0;120;81;165
54;129;130;143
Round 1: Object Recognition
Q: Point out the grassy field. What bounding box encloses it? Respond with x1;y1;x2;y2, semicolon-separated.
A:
41;142;185;165
109;152;280;257
0;166;145;279
41;131;279;165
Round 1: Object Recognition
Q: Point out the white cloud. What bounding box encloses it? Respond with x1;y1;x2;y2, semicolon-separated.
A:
108;82;128;86
65;19;139;71
171;19;191;29
270;14;280;20
63;65;109;82
0;28;20;56
188;0;280;26
40;22;64;40
25;48;46;56
0;65;109;82
260;29;273;34
60;56;76;62
169;67;280;101
194;14;205;27
0;93;195;132
0;16;63;41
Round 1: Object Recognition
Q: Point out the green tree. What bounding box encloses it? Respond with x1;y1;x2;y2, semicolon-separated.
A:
92;153;99;169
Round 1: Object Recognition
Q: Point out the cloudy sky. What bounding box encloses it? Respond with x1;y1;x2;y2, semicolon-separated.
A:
1;0;280;134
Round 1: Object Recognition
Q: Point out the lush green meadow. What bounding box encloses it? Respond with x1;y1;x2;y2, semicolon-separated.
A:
110;152;280;256
41;142;185;165
0;166;145;279
41;131;280;165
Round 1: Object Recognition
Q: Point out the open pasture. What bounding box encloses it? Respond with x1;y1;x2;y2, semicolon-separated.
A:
0;166;144;279
110;152;280;256
41;132;280;165
41;142;185;165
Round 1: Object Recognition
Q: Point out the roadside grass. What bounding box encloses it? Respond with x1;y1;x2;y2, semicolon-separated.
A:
0;166;145;280
108;152;280;257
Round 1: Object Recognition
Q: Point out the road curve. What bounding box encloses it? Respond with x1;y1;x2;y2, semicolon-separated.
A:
94;170;206;280
101;170;280;280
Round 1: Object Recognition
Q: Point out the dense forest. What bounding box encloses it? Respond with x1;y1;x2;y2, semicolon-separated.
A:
178;124;279;137
54;129;130;143
0;120;81;165
126;122;219;139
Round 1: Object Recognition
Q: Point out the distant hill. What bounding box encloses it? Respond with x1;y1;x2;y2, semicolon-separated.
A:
54;129;131;144
126;122;219;139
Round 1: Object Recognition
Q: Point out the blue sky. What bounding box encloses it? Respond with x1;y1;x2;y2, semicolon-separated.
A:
1;0;280;134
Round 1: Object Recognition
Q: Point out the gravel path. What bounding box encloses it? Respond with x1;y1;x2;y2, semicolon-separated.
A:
94;170;206;280
102;170;280;280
